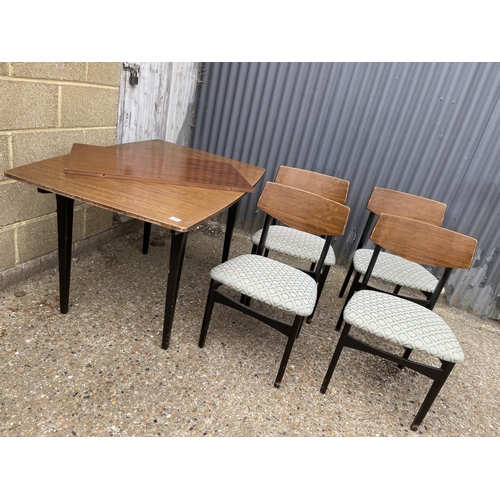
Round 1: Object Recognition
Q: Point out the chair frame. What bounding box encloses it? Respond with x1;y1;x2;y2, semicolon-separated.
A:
247;166;349;322
199;182;350;388
321;214;477;430
336;187;446;331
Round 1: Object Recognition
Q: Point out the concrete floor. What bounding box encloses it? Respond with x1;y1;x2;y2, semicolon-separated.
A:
1;220;499;437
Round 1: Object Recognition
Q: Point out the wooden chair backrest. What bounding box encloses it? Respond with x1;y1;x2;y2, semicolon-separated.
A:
258;182;350;237
275;166;349;204
371;214;477;269
367;187;446;226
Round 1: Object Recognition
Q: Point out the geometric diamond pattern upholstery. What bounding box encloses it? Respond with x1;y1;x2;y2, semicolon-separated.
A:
252;226;336;266
210;254;317;316
354;249;440;293
344;290;464;363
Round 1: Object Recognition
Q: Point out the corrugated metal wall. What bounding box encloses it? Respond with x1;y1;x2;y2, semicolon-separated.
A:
190;62;500;319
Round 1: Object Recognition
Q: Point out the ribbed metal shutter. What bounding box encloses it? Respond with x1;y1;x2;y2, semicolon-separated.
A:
191;62;500;319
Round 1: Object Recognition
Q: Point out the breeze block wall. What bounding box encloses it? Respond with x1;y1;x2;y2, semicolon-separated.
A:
0;62;134;288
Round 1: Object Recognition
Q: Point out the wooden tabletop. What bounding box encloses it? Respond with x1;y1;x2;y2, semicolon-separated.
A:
4;140;265;232
66;142;256;192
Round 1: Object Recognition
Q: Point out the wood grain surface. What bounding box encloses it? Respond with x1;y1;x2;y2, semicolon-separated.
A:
257;182;350;236
4;140;265;232
367;187;446;226
65;143;255;193
275;165;349;204
371;214;477;268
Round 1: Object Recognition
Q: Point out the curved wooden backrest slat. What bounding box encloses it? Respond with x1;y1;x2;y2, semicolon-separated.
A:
275;166;349;204
258;182;350;236
367;187;446;226
371;214;477;269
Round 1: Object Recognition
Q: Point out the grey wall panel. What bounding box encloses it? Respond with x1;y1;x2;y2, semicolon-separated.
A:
117;62;200;145
445;85;500;318
191;62;500;318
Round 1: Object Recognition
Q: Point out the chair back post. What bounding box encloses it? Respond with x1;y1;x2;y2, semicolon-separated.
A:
427;268;453;309
256;213;273;255
313;235;335;281
361;244;382;287
355;212;376;252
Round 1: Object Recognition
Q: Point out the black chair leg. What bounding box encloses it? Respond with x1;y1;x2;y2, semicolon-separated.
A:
199;279;218;348
320;323;352;394
398;348;413;369
335;272;361;331
252;241;268;258
238;293;252;307
339;261;355;298
307;265;331;324
410;360;455;431
274;315;305;388
142;222;152;255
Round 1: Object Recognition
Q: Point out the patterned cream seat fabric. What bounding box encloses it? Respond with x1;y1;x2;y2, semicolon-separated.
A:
321;213;477;431
210;254;318;317
199;181;350;388
251;226;336;266
353;249;440;293
345;290;464;363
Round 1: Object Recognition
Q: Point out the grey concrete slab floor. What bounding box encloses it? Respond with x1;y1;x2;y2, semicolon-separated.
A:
1;221;499;438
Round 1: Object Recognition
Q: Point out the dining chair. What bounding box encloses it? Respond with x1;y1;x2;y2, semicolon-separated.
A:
246;166;350;322
199;181;350;388
336;187;447;331
321;213;477;430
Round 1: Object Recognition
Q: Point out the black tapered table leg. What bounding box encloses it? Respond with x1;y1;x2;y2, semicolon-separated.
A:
55;194;75;314
221;201;239;263
161;230;189;350
142;222;152;255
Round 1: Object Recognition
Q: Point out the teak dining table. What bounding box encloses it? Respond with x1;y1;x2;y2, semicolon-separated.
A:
4;140;265;349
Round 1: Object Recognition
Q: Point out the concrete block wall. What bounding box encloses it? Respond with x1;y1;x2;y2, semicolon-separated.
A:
0;62;137;288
